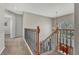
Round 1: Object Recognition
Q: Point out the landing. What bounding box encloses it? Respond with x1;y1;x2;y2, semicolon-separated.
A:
1;35;31;55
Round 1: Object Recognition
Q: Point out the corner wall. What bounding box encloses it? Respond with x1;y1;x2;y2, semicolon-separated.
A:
0;5;5;54
54;14;74;29
23;12;54;41
75;3;79;55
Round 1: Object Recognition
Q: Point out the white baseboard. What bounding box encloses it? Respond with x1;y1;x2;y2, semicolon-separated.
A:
23;38;33;55
0;47;5;55
58;50;66;55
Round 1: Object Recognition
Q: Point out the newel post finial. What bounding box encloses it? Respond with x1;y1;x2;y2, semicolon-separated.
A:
37;26;40;33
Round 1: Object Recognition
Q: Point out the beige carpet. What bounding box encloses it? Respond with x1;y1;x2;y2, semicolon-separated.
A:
1;35;31;55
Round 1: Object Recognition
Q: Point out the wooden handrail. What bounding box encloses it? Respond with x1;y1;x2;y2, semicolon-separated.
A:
58;29;74;31
42;31;56;43
25;28;36;32
24;27;40;55
35;26;40;55
40;28;74;55
40;30;57;54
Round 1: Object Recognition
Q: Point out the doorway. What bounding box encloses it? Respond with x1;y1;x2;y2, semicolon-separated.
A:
4;15;14;39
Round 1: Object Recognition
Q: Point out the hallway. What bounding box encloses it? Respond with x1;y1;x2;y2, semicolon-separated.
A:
1;35;31;55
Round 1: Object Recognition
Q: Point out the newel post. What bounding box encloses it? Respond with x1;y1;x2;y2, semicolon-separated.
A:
35;26;40;55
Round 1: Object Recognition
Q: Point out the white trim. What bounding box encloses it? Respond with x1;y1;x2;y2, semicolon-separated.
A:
58;50;66;55
23;38;33;55
0;47;5;55
58;50;72;55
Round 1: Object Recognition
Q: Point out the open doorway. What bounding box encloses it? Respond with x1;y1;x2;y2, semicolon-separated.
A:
4;15;13;39
4;10;23;39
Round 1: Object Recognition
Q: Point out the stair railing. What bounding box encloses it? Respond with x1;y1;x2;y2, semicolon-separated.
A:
24;26;40;55
25;26;74;55
56;28;74;55
40;28;74;55
35;26;40;55
40;30;57;54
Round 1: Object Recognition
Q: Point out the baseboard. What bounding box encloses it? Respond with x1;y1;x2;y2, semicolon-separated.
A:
23;38;33;55
0;47;5;55
57;49;67;55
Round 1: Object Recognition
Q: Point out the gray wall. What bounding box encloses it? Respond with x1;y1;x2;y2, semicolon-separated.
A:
15;14;23;37
75;3;79;55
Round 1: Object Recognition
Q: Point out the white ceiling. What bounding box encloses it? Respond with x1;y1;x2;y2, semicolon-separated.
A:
1;3;74;18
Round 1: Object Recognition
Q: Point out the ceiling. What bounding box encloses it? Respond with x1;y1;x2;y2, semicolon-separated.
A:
1;3;74;18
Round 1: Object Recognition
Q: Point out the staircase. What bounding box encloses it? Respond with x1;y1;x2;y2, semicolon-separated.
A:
40;31;56;54
24;26;74;55
40;28;74;55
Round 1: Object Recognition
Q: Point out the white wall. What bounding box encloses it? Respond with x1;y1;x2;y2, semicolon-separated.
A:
4;17;10;35
54;14;74;29
6;11;16;38
0;5;5;54
6;11;23;38
23;12;54;41
15;14;23;37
